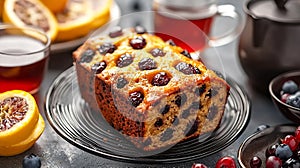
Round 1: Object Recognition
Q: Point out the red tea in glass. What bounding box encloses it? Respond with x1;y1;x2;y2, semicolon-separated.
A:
153;0;217;52
0;26;50;94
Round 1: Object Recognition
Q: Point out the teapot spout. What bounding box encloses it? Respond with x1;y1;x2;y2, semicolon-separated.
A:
253;18;269;47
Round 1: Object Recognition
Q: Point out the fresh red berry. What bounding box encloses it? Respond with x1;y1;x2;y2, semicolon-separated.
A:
282;134;299;151
215;156;236;168
280;93;290;103
250;156;262;168
192;163;208;168
295;126;300;142
266;156;282;168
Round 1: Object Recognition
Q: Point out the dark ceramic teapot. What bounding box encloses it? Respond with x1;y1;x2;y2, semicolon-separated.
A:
238;0;300;92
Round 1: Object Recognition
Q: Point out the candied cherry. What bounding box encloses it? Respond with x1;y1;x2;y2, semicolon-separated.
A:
295;126;300;142
266;156;282;168
129;91;144;107
282;80;298;94
275;144;293;160
215;156;236;168
130;36;147;49
22;153;41;168
98;43;116;55
282;135;299;151
109;26;123;38
175;62;201;75
250;156;262;168
150;48;165;57
138;58;157;70
80;49;95;63
152;72;171;86
266;143;279;157
192;163;208;168
91;61;106;74
117;53;134;68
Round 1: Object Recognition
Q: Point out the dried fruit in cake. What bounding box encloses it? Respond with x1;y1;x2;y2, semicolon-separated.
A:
0;90;45;156
2;0;58;41
54;0;112;42
73;26;230;151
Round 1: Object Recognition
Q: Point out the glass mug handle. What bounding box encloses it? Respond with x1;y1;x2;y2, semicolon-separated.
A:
207;4;245;48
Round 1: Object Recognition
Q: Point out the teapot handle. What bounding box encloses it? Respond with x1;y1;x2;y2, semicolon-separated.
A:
208;4;245;48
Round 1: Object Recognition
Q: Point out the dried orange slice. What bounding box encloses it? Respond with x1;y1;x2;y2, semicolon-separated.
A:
40;0;68;13
55;0;112;42
2;0;58;41
0;90;45;156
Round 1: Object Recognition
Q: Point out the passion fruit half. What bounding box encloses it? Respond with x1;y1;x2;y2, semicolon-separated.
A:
0;90;45;156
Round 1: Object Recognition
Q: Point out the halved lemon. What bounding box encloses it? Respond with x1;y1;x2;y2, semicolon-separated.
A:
2;0;58;41
54;0;112;42
40;0;68;13
0;90;45;156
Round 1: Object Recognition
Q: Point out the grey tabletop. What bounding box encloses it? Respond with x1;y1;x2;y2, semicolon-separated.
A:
0;0;294;167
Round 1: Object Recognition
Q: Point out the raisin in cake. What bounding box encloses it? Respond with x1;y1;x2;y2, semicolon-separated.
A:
72;26;230;151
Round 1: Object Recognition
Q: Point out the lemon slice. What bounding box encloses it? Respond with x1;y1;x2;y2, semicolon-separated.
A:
2;0;58;41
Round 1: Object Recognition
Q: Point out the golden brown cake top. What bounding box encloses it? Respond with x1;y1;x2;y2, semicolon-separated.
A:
73;26;215;106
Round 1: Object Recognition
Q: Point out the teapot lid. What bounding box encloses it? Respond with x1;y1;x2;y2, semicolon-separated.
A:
247;0;300;23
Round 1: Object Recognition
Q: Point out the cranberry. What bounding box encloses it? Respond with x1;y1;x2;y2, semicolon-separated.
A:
192;163;208;168
150;48;165;57
281;93;290;103
175;62;201;75
266;156;282;168
295;126;300;142
130;36;147;49
181;50;191;59
152;72;171;86
80;49;95;63
116;53;134;67
250;156;262;168
91;61;106;74
215;156;236;168
109;26;123;38
129;91;144;107
282;135;299;151
116;77;128;89
135;26;147;34
138;58;157;70
282;80;298;94
266;143;279;157
98;43;116;55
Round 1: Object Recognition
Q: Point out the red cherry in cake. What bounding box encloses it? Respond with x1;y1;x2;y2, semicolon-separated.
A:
98;43;117;55
91;61;106;74
117;53;134;67
138;58;157;70
175;62;201;75
130;36;146;49
215;156;237;168
150;48;165;57
109;26;123;38
129;91;144;107
152;72;171;86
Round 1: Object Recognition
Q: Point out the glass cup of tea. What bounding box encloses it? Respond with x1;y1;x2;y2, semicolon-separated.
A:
153;0;244;53
0;25;51;94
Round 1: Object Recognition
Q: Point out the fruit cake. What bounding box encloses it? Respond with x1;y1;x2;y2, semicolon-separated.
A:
72;26;230;151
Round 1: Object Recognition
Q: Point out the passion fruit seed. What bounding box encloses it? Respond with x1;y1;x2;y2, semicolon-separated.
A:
0;97;27;132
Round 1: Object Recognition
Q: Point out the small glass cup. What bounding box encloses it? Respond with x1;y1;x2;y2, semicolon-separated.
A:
153;0;244;52
0;25;51;94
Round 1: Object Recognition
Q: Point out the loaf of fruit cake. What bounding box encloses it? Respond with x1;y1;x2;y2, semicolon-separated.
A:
72;26;230;151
